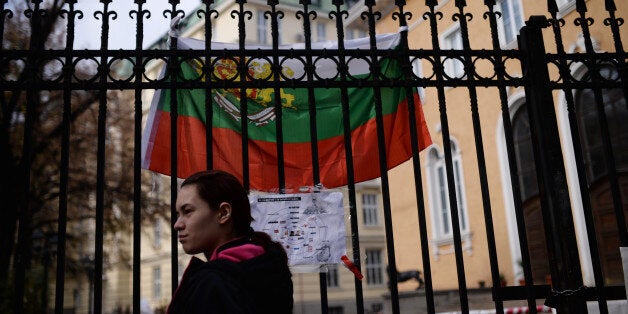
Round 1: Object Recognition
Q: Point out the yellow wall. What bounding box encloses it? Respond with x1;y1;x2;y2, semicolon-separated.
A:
377;0;627;291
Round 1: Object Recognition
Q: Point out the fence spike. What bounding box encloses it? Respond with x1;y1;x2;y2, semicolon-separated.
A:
484;0;496;7
426;0;438;8
547;0;558;15
605;0;616;11
455;0;467;8
575;0;587;13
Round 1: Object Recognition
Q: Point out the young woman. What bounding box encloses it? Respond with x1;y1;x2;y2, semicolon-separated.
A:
168;170;293;313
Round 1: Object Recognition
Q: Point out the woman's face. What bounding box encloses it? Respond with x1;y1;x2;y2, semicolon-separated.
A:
174;184;225;257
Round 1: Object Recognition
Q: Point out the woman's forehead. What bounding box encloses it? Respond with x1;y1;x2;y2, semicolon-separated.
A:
176;185;202;207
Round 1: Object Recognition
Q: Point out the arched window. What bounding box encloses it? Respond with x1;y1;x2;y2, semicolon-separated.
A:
426;141;471;257
575;64;628;285
511;104;550;284
576;66;628;182
512;106;538;201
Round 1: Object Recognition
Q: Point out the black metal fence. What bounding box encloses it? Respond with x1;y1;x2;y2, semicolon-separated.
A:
1;0;626;313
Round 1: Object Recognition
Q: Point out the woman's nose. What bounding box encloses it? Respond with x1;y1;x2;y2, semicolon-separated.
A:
174;217;183;231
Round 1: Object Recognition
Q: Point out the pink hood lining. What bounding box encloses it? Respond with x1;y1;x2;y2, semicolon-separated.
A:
209;241;265;263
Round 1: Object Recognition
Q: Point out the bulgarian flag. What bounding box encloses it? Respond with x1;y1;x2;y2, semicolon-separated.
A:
141;32;431;191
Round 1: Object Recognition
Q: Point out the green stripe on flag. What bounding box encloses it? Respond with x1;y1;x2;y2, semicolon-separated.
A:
157;57;407;143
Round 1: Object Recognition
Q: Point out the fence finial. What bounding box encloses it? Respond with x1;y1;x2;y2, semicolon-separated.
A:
605;0;617;11
575;0;587;13
547;0;558;15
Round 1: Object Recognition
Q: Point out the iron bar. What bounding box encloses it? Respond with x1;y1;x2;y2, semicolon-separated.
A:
364;0;400;313
481;1;516;313
297;1;330;310
14;1;45;312
395;0;437;311
132;1;149;313
201;0;216;170
519;16;586;313
331;1;365;312
425;0;469;311
547;1;608;312
55;1;79;313
94;2;116;313
235;0;251;190
166;0;184;295
268;0;286;191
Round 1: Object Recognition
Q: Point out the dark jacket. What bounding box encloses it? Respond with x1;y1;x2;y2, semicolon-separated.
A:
167;237;293;314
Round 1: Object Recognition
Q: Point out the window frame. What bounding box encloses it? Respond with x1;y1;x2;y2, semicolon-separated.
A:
317;23;327;42
411;58;426;101
365;249;384;286
426;141;470;244
257;10;267;44
495;0;524;47
362;193;380;226
440;24;464;79
153;219;162;248
153;266;162;300
326;263;340;288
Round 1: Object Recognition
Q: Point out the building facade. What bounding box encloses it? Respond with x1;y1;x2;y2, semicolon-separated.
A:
373;0;627;300
104;0;626;312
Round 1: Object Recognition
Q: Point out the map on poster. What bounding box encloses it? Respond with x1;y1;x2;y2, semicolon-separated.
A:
250;191;346;266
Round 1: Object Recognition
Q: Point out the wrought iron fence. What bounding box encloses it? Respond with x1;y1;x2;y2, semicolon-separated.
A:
1;0;626;313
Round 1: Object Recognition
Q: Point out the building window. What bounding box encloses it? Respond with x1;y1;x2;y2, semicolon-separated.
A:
329;306;344;314
326;264;339;287
362;193;379;226
257;10;267;44
511;104;549;283
411;58;425;101
153;219;161;248
496;0;524;46
427;141;469;240
365;249;383;285
512;105;538;201
346;28;354;40
345;0;359;8
276;19;282;45
575;65;628;284
441;25;464;79
555;0;575;8
576;65;628;182
178;260;184;283
153;266;161;299
317;23;326;42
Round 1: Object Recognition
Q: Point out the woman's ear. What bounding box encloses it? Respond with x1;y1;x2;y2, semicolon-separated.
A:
218;202;232;224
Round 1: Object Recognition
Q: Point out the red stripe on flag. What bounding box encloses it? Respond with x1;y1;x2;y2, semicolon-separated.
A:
146;93;430;191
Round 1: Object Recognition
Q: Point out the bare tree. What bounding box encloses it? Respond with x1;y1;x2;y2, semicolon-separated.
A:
0;1;168;311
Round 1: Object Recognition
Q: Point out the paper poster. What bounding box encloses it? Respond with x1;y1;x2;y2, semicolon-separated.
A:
250;192;346;266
